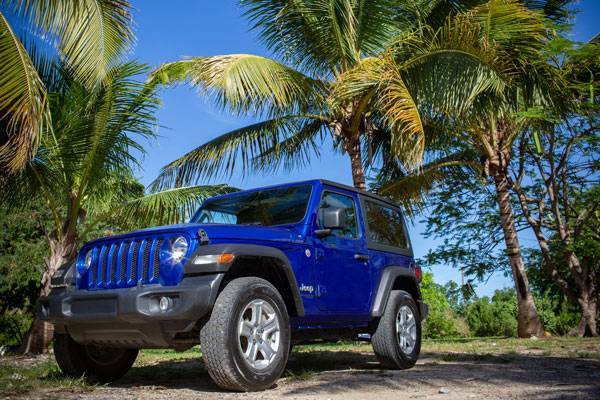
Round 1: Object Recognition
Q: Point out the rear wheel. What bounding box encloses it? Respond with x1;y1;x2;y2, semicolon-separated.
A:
201;277;290;391
371;290;421;369
53;332;138;382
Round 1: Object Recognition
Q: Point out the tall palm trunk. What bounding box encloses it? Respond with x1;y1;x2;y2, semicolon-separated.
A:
346;135;367;190
494;172;544;337
331;101;368;190
18;220;79;353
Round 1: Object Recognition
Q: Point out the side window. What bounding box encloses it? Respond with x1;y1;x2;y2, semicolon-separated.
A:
365;200;408;249
318;191;358;239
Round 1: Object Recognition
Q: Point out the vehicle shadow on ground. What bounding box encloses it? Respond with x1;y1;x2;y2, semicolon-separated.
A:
110;349;600;398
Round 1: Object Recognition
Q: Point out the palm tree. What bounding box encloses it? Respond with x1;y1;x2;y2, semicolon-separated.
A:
1;60;233;353
149;0;493;192
0;0;136;172
354;0;569;336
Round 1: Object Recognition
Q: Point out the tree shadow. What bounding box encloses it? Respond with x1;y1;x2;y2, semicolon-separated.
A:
103;349;600;397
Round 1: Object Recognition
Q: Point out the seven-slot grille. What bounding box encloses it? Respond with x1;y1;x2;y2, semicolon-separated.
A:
83;237;164;289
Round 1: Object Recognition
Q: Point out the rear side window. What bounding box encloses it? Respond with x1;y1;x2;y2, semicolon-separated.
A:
364;200;408;249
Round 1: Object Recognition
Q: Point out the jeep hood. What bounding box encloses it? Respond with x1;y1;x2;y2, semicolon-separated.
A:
83;222;300;247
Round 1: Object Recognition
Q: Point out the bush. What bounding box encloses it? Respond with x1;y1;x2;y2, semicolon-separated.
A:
534;296;580;335
423;310;462;338
466;288;518;337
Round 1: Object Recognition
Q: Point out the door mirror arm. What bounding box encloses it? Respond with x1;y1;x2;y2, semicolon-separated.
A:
315;229;332;238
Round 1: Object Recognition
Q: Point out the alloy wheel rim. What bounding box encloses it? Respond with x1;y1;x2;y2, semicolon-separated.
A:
237;299;281;369
395;305;416;354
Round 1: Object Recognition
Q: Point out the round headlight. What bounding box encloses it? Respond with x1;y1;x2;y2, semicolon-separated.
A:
84;249;93;268
170;235;188;262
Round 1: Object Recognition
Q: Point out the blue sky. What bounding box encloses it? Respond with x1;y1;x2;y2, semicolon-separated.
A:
130;1;599;296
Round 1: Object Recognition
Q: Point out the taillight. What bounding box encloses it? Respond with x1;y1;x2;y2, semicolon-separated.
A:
415;264;422;282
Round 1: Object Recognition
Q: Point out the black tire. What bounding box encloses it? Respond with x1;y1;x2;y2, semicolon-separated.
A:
53;332;138;382
371;290;421;369
201;277;290;391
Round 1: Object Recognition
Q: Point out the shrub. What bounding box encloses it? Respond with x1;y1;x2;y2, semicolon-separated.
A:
423;309;463;338
466;289;518;337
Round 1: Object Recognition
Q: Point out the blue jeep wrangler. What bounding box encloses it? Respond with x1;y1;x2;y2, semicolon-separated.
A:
39;179;427;391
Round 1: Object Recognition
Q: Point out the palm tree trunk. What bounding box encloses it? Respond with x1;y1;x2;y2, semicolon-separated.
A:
19;265;53;354
493;173;544;338
346;136;367;190
18;228;79;353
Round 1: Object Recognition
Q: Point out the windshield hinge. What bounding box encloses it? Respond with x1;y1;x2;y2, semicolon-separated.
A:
198;229;210;245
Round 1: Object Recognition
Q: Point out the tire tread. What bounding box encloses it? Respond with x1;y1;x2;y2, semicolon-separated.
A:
371;290;421;369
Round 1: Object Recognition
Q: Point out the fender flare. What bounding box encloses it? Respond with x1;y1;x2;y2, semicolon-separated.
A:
371;266;421;317
183;243;305;317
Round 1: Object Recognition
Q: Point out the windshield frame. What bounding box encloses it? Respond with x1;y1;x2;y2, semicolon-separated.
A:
190;183;314;227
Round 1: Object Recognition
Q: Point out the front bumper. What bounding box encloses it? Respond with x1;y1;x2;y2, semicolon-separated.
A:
37;274;223;348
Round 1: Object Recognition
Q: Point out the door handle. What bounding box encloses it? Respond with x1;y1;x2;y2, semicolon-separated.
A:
354;253;370;262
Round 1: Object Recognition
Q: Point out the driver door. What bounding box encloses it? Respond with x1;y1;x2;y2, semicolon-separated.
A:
314;189;372;312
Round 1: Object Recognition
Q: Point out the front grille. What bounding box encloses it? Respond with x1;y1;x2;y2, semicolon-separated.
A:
83;236;164;289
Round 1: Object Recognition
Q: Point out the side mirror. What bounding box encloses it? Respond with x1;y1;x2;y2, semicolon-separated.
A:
315;207;346;238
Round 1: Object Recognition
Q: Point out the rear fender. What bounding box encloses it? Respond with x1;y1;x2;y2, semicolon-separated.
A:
371;266;423;317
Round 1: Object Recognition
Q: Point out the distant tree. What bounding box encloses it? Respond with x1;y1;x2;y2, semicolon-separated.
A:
1;60;232;353
505;32;600;335
361;0;563;337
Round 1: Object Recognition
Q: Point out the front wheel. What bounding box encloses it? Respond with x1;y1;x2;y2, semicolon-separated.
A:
53;332;138;382
201;277;290;391
371;290;421;369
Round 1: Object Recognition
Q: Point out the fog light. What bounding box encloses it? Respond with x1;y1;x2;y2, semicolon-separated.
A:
159;296;173;312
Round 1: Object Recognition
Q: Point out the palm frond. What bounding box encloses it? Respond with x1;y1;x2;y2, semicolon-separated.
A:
0;10;48;171
373;148;481;219
107;185;239;232
395;15;512;116
7;0;136;88
59;62;159;200
251;117;326;174
424;0;486;29
332;55;426;168
468;0;546;60
150;55;325;118
522;0;571;22
151;116;316;191
239;0;402;74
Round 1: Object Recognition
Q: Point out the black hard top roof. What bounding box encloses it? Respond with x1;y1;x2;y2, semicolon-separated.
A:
315;179;400;209
208;179;401;209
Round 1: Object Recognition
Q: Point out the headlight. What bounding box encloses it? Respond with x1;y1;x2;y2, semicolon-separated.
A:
85;249;93;269
170;235;188;262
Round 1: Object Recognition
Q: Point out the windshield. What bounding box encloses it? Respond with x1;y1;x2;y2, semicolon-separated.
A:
191;184;313;226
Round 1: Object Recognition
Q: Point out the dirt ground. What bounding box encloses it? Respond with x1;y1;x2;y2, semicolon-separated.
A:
5;340;600;400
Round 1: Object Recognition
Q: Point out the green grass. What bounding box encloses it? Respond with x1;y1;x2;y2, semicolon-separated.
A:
421;337;600;358
0;358;100;397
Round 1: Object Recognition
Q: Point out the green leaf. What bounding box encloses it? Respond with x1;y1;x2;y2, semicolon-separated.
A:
0;10;49;171
150;55;325;119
